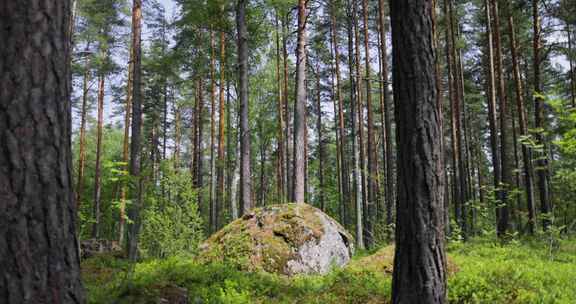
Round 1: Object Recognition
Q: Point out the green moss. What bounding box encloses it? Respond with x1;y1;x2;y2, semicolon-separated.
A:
198;203;340;275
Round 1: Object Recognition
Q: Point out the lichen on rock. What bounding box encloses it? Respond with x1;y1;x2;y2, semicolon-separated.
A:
198;203;354;276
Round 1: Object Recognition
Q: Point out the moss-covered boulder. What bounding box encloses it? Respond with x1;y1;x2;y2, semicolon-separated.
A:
198;204;354;275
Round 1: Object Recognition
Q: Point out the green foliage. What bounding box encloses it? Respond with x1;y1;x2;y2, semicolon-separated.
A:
73;125;125;239
84;238;576;303
448;238;576;303
85;257;392;304
139;161;204;259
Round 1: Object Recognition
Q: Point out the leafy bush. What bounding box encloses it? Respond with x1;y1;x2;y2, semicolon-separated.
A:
139;161;204;258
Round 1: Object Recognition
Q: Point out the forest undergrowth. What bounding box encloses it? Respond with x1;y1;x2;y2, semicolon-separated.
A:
83;236;576;304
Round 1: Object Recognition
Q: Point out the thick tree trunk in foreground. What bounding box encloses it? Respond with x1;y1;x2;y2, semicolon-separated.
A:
237;0;253;214
390;0;447;302
292;0;308;204
0;0;85;301
127;0;143;261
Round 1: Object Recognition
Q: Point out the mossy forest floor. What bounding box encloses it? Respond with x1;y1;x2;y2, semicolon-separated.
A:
83;237;576;303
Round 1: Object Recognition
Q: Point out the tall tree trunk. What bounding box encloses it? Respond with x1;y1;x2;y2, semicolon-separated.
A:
194;79;205;213
532;0;551;230
512;112;522;229
490;0;513;237
216;31;226;229
483;0;501;227
390;0;447;302
353;0;369;246
0;0;85;301
275;13;286;203
92;72;105;239
346;0;364;249
330;6;350;227
443;0;459;235
568;24;575;107
231;93;241;220
173;102;182;167
258;122;267;207
126;0;143;261
237;0;252;214
209;30;217;232
330;50;345;221
315;64;325;211
226;80;234;218
162;84;168;161
447;0;467;237
507;14;536;234
292;0;308;204
362;0;378;246
377;0;395;233
282;15;292;199
119;45;133;244
432;0;449;237
76;44;91;207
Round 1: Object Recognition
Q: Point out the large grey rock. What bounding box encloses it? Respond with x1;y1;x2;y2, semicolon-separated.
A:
199;204;354;275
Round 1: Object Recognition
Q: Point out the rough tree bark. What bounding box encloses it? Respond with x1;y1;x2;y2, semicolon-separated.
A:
315;63;325;211
209;30;217;233
0;0;85;301
377;0;395;232
346;0;364;249
292;0;308;204
194;79;205;212
282;14;292;202
126;0;143;261
237;0;253;214
362;0;379;246
390;0;447;302
352;0;369;246
216;31;226;230
275;12;286;203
